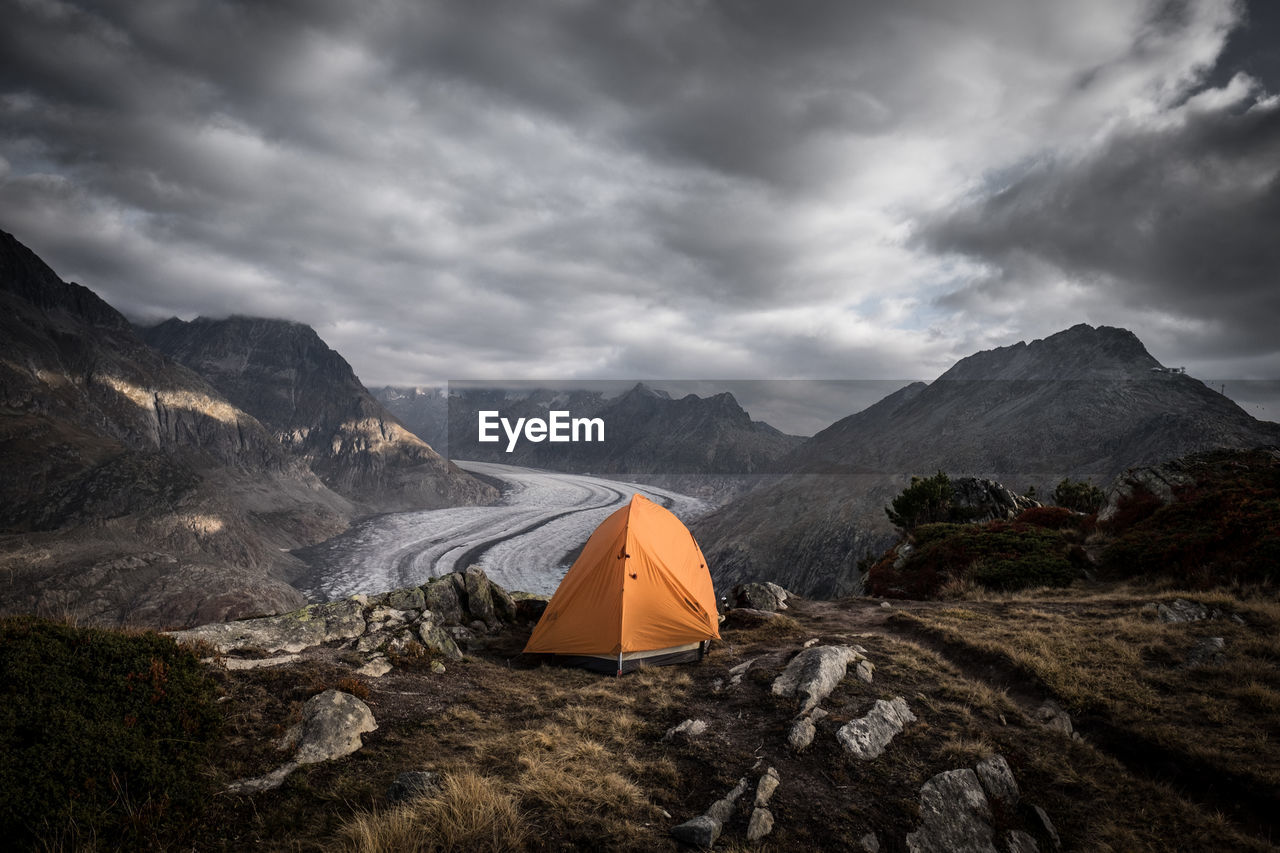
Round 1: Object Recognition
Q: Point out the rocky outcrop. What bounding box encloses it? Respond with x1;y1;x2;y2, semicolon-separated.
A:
730;581;791;612
140;316;497;513
905;769;997;853
950;477;1040;521
169;567;527;670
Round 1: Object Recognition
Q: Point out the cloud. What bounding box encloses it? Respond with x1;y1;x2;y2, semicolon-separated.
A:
0;0;1274;401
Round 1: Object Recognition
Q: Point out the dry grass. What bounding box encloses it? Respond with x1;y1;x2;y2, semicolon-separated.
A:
332;771;526;853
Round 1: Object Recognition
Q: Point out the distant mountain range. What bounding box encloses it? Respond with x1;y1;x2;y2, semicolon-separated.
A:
376;381;804;476
695;324;1280;598
0;230;494;627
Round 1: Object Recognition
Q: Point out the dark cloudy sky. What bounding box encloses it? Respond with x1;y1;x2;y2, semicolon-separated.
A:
2;0;1277;427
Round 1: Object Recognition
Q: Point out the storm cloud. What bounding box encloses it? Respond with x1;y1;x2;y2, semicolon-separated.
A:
1;0;1276;427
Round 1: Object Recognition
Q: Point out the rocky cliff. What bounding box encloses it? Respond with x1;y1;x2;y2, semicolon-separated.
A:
696;324;1280;597
0;229;364;626
140;317;496;512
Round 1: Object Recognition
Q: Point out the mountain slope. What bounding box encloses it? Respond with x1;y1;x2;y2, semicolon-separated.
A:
140;317;496;512
0;229;355;626
696;324;1280;597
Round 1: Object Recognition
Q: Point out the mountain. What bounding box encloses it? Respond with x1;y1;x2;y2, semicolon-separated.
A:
397;382;803;476
695;324;1280;597
373;385;449;451
139;317;495;512
0;229;354;626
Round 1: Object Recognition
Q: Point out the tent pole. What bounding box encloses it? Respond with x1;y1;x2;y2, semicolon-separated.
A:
617;651;623;677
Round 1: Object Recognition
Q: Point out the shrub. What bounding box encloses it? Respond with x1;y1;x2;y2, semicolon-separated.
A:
1051;477;1105;513
885;471;955;530
0;618;221;848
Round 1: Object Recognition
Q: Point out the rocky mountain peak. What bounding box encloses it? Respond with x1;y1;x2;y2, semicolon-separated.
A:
0;229;131;331
938;323;1162;381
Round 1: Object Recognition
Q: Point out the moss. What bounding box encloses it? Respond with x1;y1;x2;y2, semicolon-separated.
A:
0;617;221;848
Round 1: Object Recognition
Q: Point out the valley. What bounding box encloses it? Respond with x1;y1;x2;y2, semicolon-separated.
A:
293;461;711;600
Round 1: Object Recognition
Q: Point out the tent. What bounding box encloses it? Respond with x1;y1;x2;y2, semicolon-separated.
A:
524;493;720;674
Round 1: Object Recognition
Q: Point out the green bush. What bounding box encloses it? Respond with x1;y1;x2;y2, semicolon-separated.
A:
885;471;955;530
0;618;221;848
1051;477;1105;513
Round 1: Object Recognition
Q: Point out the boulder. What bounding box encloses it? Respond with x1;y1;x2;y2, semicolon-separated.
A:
385;586;427;612
836;697;916;760
293;689;378;765
1034;700;1073;736
425;575;465;625
356;656;392;678
705;777;749;823
754;766;780;806
975;754;1019;806
856;659;875;683
771;645;863;714
386;770;441;805
731;582;789;612
1031;805;1061;850
670;814;721;848
1186;637;1226;666
747;807;775;842
905;768;997;853
663;719;709;741
513;595;549;622
1006;830;1040;853
1156;598;1209;623
419;622;463;661
168;597;365;654
464;566;498;627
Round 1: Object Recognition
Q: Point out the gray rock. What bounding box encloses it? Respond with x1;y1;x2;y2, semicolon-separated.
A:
788;716;817;751
168;597;365;654
905;768;997;853
355;633;385;653
490;581;518;623
386;770;440;805
465;565;498;627
356;656;392;678
316;598;368;643
670;814;721;848
1186;636;1226;666
1032;805;1061;850
706;777;750;823
425;575;465;625
856;659;875;683
755;766;780;806
293;689;378;765
430;659;446;674
975;754;1019;805
386;586;426;612
747;807;775;842
837;697;916;760
860;832;881;852
771;645;864;714
227;689;376;793
731;582;789;612
1034;699;1073;736
1006;829;1040;853
419;622;463;660
1156;598;1209;623
664;719;709;741
221;654;299;670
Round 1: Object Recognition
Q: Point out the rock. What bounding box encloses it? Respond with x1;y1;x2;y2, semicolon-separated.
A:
1155;598;1209;623
465;566;499;627
221;654;299;670
425;575;465;625
1186;637;1226;666
803;637;820;648
837;697;916;760
856;659;875;683
670;814;721;848
386;770;440;805
356;656;392;678
951;477;1039;522
1034;700;1073;736
664;719;709;741
747;807;775;842
293;689;378;765
905;768;996;853
880;601;892;609
419;622;463;660
490;580;518;623
788;717;817;751
754;766;780;806
385;586;426;612
723;607;787;628
368;606;408;629
975;754;1019;806
771;645;863;714
227;690;376;794
834;696;916;758
514;595;549;622
860;832;881;852
1031;805;1061;850
731;582;790;612
706;777;750;823
1006;830;1040;853
355;634;385;653
316;598;368;643
430;659;446;674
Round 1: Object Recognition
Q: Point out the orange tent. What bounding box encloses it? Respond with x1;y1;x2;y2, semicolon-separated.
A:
524;493;720;674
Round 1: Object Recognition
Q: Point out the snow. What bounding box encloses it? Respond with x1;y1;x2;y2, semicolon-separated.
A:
294;461;711;601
